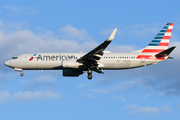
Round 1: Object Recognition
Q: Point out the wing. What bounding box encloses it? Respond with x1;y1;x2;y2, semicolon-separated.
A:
78;28;117;64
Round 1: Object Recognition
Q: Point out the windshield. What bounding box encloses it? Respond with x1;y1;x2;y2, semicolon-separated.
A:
12;57;18;59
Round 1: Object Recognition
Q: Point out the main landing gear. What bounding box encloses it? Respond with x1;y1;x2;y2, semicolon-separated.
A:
87;69;92;80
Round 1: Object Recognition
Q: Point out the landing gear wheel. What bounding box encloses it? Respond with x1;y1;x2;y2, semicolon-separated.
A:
88;74;92;80
87;69;92;75
20;72;24;77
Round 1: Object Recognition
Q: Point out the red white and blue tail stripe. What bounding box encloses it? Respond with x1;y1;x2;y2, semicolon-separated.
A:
141;23;174;54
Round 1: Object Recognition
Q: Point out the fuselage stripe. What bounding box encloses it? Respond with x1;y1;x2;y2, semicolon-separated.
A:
142;49;165;53
136;55;165;60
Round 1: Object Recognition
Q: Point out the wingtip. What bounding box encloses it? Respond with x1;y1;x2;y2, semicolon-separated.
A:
107;28;117;41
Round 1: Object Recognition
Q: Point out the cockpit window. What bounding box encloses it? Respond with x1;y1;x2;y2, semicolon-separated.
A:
12;57;18;59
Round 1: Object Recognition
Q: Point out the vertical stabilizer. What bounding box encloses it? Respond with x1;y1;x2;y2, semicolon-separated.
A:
141;23;174;54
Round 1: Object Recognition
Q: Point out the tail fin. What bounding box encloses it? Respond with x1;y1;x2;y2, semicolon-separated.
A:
141;23;174;54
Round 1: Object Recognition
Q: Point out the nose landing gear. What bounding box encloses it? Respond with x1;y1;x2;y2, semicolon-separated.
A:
20;72;24;77
14;68;24;77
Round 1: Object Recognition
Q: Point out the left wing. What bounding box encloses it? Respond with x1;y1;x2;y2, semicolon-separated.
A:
78;28;117;64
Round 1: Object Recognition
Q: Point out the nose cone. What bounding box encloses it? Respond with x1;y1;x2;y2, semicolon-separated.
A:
4;60;11;67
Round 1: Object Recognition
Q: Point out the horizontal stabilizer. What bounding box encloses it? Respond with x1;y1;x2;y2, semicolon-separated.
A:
155;46;176;58
168;56;174;59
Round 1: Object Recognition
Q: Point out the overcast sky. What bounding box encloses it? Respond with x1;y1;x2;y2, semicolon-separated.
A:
0;0;180;120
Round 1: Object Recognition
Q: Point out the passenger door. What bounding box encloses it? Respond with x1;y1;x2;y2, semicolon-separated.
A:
23;54;28;63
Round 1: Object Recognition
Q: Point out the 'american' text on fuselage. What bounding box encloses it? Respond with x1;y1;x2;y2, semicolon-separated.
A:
36;54;76;61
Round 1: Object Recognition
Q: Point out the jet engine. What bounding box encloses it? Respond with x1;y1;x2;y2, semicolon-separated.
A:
63;70;83;77
62;60;83;68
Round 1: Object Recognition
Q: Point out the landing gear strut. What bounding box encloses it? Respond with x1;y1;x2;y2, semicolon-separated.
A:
14;68;24;77
87;69;92;80
20;72;24;77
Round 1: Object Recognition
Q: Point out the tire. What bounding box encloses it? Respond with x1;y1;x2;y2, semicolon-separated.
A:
87;69;92;75
88;74;92;80
20;73;24;76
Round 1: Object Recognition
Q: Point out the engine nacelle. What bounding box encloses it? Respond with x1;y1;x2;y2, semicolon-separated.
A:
62;60;82;68
63;70;83;77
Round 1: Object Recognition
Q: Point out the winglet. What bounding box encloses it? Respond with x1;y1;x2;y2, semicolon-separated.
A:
107;28;117;41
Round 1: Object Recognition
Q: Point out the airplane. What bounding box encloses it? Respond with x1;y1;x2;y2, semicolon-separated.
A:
4;23;176;80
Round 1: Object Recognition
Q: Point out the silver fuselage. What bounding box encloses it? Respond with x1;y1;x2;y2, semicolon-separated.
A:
4;52;164;71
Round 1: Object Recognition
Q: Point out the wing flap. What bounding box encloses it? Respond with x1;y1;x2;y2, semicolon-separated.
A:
93;54;102;58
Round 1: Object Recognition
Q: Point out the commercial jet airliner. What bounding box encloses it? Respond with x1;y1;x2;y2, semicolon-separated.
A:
4;23;176;80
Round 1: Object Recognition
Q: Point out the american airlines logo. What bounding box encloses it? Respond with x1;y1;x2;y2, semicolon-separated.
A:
30;54;76;61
